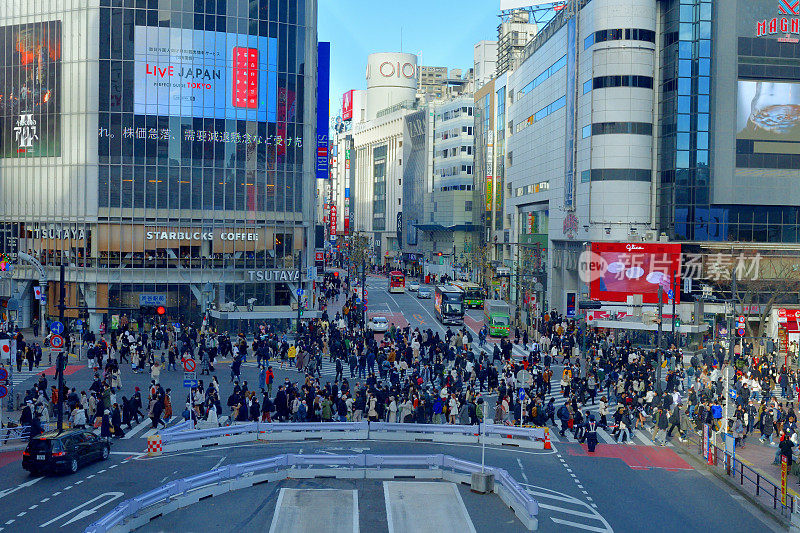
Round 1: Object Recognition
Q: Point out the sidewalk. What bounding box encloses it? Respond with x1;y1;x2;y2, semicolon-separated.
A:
734;437;800;499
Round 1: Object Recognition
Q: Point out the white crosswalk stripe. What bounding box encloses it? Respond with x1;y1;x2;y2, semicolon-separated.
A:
122;418;152;440
8;368;42;386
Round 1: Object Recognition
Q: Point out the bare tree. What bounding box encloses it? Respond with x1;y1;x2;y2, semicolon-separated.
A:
712;254;800;339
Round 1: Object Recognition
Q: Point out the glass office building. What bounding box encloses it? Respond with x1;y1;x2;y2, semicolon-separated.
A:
0;0;318;332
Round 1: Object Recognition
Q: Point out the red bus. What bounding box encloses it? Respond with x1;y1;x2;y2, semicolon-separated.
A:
388;271;405;293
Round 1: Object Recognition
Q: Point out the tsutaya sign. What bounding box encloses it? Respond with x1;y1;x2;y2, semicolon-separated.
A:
247;270;301;282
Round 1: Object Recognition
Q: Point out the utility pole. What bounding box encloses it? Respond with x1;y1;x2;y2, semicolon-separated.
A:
727;269;737;366
362;256;367;346
671;270;677;347
56;263;66;433
296;249;302;334
656;284;664;393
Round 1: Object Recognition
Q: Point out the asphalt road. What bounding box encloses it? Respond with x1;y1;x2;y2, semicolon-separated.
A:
0;277;785;532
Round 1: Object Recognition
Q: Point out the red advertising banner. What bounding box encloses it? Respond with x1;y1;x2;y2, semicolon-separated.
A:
342;89;354;121
782;454;788;506
589;242;681;304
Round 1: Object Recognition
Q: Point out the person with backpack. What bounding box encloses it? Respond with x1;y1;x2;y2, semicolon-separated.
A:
557;402;571;437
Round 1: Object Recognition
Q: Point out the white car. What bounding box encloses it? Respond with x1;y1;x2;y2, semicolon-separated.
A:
408;282;420;292
367;316;389;333
417;287;432;299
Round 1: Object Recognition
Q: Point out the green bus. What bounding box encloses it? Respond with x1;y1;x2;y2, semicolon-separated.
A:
484;299;511;337
453;282;485;308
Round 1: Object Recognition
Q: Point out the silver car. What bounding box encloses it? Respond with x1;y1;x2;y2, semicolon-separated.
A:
367;316;389;333
417;287;432;299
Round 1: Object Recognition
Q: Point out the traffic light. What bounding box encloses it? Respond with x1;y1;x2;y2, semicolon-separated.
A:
437;252;442;256
156;306;166;315
674;316;681;329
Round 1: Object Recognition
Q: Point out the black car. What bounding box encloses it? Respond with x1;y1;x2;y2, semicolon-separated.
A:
22;429;110;475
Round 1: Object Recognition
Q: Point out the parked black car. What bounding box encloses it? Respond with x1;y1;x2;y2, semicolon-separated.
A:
22;429;110;475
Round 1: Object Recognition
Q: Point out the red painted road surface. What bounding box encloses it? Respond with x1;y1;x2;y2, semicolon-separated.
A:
40;364;85;377
566;442;692;471
0;450;22;468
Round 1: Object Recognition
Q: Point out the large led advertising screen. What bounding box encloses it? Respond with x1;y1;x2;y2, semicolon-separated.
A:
133;26;278;122
737;80;800;151
588;243;682;304
0;20;61;158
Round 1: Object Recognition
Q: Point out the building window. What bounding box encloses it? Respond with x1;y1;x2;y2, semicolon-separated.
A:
593;75;653;90
586;28;656;49
465;201;473;211
591;122;653;135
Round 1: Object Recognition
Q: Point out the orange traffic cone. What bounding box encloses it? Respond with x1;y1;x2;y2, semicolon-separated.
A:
544;428;552;450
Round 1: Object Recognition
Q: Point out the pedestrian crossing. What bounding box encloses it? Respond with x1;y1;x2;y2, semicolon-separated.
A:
544;422;673;447
8;368;42;386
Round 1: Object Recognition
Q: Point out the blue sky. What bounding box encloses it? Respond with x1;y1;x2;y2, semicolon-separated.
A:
318;0;499;118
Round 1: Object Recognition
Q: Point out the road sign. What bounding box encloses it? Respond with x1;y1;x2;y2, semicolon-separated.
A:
0;367;7;381
519;389;525;401
183;370;197;388
50;321;64;335
729;388;737;400
363;289;369;296
75;319;83;327
297;288;304;296
183;358;196;372
0;384;7;399
738;328;746;337
50;334;65;350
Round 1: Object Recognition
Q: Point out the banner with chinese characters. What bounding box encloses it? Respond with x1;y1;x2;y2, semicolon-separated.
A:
0;21;61;158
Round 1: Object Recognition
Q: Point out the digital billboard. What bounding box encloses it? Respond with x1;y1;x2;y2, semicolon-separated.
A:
588;243;682;304
0;21;61;158
133;26;277;122
737;80;800;152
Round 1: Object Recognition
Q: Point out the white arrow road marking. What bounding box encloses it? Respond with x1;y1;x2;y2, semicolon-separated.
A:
0;478;42;500
39;492;124;528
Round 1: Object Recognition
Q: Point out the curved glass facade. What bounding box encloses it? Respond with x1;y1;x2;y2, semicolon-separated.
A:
0;0;317;331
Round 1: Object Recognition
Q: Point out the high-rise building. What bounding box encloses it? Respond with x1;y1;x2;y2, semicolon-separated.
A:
496;9;538;76
500;0;800;321
418;66;474;100
474;40;498;88
0;0;320;331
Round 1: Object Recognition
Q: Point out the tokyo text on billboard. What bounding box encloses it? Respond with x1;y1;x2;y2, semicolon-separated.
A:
133;26;277;122
589;242;682;304
0;21;62;158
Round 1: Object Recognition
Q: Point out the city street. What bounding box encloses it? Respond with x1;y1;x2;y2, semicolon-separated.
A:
0;276;784;532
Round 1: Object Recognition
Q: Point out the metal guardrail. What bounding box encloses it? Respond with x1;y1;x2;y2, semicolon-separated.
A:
157;421;547;449
684;430;795;517
0;425;30;444
159;419;193;435
84;453;539;533
160;422;258;444
1;422;60;445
